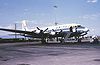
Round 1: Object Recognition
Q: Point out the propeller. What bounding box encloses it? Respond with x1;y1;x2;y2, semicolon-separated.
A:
36;27;48;33
52;29;63;35
52;29;63;42
36;27;49;43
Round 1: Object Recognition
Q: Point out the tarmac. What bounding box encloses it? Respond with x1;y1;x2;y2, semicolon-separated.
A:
0;41;100;65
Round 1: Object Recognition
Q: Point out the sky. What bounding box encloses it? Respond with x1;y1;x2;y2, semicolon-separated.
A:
0;0;100;36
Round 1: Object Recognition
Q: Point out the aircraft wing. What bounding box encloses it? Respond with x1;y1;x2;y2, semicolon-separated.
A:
0;28;49;38
0;28;36;35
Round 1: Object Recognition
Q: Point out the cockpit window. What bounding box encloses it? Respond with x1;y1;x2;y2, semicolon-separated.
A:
77;25;85;28
77;25;81;27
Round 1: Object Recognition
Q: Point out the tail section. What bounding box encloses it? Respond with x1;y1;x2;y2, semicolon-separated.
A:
22;20;28;31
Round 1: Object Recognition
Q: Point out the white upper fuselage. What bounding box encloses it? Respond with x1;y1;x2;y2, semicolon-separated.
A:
27;23;89;35
21;20;89;36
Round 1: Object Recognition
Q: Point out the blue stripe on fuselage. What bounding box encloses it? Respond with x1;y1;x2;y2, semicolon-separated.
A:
47;28;69;32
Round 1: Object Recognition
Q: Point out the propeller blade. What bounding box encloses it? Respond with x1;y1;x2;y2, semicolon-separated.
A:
60;29;62;32
52;29;55;32
43;28;48;32
36;27;41;30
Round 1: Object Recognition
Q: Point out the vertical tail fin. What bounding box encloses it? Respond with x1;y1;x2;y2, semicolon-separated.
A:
22;20;28;31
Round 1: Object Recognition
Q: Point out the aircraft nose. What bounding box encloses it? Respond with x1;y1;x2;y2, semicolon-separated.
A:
84;28;89;32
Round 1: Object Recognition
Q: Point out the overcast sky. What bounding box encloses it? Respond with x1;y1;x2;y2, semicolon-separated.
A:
0;0;100;36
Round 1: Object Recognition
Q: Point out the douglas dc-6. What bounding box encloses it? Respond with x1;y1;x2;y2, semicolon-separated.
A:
0;20;89;43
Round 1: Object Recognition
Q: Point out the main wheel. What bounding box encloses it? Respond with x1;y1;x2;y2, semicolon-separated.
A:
78;38;81;43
